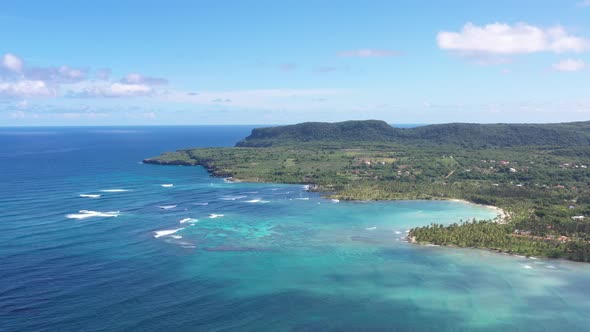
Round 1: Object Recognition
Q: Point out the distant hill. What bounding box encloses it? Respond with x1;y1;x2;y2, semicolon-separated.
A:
235;120;590;148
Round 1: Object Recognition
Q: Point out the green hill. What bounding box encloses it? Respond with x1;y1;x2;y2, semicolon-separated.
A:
236;120;590;148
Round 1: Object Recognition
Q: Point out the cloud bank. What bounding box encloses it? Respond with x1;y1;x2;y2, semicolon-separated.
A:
0;53;168;99
552;59;586;72
438;23;590;63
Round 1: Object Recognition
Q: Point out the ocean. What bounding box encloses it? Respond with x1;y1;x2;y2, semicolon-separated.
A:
1;126;590;331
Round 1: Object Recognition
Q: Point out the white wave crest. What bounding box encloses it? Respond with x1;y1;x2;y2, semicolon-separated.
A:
295;197;310;200
161;184;174;188
366;227;377;230
331;199;340;203
79;194;101;198
244;199;270;203
100;189;130;193
179;218;198;224
221;195;247;201
66;210;120;219
158;205;177;210
153;228;184;238
209;214;224;219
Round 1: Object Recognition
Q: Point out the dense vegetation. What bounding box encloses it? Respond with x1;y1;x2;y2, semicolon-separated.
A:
145;120;590;262
237;119;590;148
409;221;590;262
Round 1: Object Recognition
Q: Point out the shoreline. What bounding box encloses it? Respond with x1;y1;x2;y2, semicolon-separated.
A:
144;159;511;223
145;159;585;263
225;175;546;263
445;199;509;224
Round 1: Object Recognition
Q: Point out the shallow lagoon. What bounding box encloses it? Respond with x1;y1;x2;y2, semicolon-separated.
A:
1;126;589;331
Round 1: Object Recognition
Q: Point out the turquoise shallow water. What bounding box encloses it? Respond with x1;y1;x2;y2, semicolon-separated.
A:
1;126;590;331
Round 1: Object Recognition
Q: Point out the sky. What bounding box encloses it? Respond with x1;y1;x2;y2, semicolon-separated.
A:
1;0;590;126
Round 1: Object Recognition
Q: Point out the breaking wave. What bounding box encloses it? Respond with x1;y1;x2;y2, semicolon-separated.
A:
79;194;101;198
153;228;184;238
66;210;120;219
244;199;270;203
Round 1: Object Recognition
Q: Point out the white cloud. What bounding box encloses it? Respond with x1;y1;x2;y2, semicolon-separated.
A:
16;100;29;109
72;82;153;98
0;52;169;100
338;49;401;57
109;83;152;96
2;53;23;72
9;110;26;119
438;23;590;63
0;80;55;98
96;68;111;80
552;59;586;72
57;66;86;81
25;65;88;83
121;73;167;85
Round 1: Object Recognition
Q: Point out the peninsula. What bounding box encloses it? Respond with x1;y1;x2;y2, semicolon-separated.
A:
145;120;590;262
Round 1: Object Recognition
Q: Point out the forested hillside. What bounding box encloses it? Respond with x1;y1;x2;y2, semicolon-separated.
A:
236;120;590;148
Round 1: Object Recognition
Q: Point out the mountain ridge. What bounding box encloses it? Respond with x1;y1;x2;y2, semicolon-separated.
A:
236;119;590;148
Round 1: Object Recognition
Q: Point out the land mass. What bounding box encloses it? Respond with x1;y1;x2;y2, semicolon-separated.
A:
145;120;590;262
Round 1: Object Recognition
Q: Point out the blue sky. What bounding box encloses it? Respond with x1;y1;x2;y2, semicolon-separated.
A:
1;0;590;125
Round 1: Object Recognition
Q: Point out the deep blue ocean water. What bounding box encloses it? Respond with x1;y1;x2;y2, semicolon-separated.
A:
1;126;590;332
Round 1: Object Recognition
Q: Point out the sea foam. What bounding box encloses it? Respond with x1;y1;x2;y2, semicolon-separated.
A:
209;214;224;219
161;184;174;188
79;194;101;198
179;218;198;224
66;210;120;219
221;195;247;201
100;189;130;193
153;228;184;238
244;199;270;203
